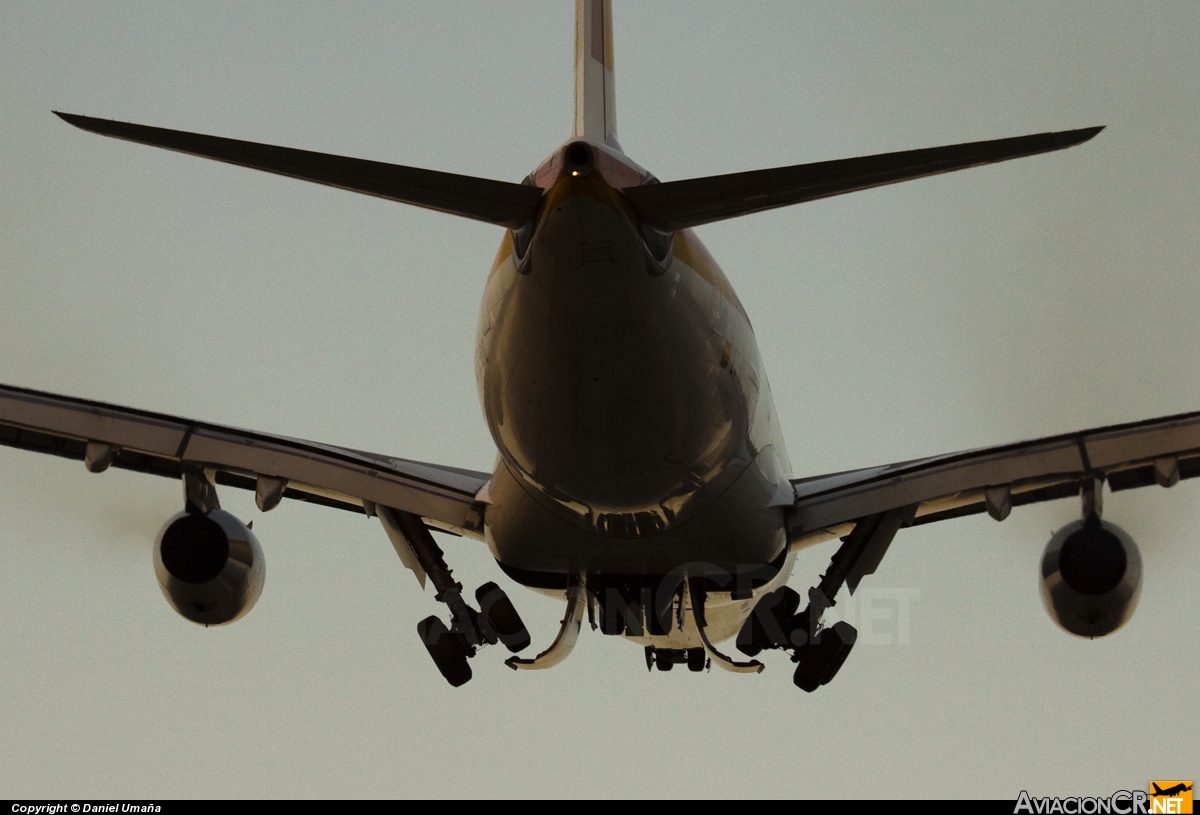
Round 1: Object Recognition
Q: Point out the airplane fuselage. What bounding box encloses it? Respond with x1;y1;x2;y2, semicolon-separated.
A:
475;140;797;646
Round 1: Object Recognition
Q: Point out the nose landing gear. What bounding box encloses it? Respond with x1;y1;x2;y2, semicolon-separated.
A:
644;646;709;673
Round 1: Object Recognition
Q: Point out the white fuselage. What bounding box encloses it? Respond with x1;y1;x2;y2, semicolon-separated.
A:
474;141;797;648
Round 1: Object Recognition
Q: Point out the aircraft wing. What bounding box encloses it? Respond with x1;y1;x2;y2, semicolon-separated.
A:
788;409;1200;544
0;383;489;538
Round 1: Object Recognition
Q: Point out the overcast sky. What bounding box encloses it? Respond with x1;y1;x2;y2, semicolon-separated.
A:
2;1;1197;798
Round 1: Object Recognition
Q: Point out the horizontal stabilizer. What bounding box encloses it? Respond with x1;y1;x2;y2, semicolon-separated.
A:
55;112;542;228
624;127;1103;231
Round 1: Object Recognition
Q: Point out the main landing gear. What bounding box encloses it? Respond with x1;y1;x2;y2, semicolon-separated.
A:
378;506;530;687
737;505;915;692
734;583;858;692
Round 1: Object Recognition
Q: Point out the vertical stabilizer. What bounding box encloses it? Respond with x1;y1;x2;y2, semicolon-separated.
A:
574;0;619;149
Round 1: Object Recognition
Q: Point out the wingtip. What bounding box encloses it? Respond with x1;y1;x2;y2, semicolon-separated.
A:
53;111;89;130
54;111;129;138
1045;125;1103;150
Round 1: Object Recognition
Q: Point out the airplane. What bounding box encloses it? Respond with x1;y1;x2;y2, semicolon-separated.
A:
2;0;1195;691
1151;784;1193;798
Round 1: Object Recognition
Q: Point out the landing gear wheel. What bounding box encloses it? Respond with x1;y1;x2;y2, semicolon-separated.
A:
736;611;767;657
596;591;626;636
655;649;675;671
686;647;707;672
819;621;857;683
737;585;803;656
417;615;472;687
792;621;856;693
475;582;531;653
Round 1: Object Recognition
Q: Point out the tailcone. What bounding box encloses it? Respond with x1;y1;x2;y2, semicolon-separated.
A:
479;183;752;529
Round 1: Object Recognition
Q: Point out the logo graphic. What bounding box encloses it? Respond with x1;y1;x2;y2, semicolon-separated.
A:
1150;782;1193;815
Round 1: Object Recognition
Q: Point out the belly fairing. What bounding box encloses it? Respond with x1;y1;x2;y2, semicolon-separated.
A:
475;173;789;544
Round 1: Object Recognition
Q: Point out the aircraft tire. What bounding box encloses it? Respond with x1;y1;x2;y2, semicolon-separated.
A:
475;582;532;653
735;613;766;657
417;615;472;687
737;586;803;655
686;648;707;672
792;621;856;692
767;586;802;646
817;622;856;686
655;649;675;672
792;658;822;693
596;591;626;636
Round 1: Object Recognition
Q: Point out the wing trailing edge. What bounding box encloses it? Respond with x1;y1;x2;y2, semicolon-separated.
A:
0;383;490;537
54;111;542;228
624;127;1103;231
787;405;1200;544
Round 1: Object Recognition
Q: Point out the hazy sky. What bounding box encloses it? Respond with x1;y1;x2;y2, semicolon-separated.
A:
2;1;1197;798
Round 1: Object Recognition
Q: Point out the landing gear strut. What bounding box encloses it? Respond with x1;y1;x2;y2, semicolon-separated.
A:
737;504;916;692
378;506;530;686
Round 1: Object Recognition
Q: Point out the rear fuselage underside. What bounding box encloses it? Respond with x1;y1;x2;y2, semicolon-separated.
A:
475;144;794;615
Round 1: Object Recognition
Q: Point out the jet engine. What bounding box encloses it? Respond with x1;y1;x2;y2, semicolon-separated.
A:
1040;516;1141;638
153;509;265;626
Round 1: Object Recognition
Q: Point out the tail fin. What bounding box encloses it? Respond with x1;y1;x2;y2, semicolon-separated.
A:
574;0;619;149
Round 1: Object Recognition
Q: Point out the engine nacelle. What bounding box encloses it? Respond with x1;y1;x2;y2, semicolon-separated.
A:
153;509;265;626
1040;517;1141;638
